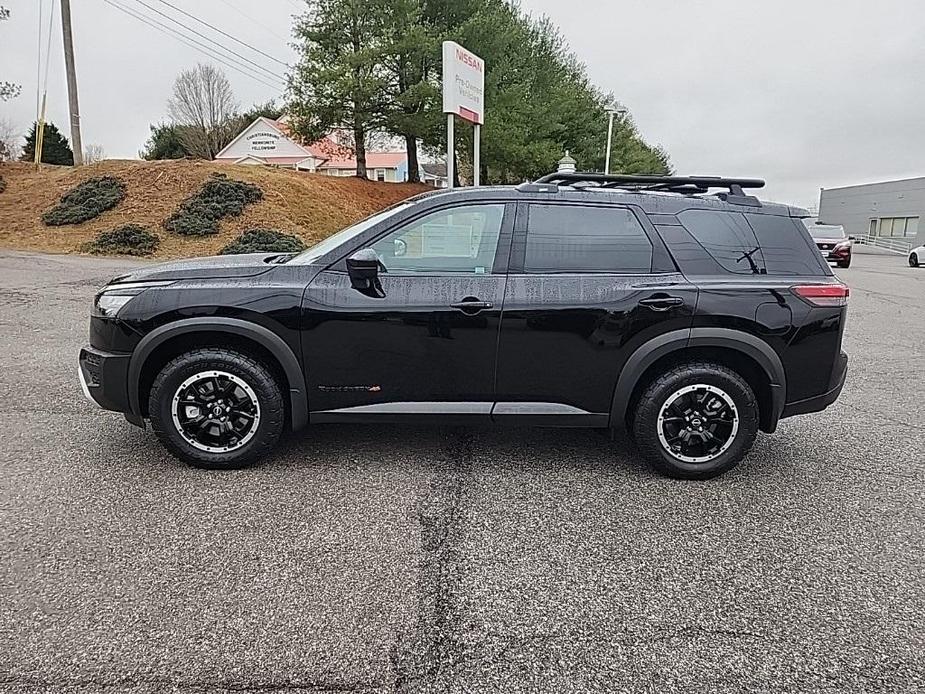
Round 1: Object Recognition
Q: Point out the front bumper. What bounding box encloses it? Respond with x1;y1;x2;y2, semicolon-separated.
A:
78;345;133;415
781;350;848;418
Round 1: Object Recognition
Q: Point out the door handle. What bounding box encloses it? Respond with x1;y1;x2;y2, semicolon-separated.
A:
638;296;684;311
450;299;493;313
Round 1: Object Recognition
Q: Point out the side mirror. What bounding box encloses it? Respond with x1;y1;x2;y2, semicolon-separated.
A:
347;248;383;295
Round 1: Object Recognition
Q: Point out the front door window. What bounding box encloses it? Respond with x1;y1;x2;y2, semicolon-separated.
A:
369;204;506;274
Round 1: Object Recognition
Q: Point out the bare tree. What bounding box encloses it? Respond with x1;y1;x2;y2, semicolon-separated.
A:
167;64;239;159
0;5;22;102
0;116;22;161
83;143;105;164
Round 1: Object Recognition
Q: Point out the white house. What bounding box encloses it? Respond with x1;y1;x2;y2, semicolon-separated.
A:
214;117;325;171
214;117;406;182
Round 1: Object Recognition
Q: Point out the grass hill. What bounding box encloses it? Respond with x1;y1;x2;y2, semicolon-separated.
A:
0;160;429;259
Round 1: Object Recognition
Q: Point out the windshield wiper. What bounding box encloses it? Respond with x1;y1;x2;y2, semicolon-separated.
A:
737;247;767;274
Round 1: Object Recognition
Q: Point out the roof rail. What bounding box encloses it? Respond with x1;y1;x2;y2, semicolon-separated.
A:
531;172;766;206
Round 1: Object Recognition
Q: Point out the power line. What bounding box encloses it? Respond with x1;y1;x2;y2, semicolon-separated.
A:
216;0;290;44
101;0;283;89
125;0;286;82
152;0;289;67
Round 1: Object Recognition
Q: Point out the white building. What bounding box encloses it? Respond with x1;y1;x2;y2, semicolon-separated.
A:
214;117;406;182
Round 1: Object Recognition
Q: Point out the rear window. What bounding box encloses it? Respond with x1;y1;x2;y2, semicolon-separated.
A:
676;210;763;274
746;214;828;275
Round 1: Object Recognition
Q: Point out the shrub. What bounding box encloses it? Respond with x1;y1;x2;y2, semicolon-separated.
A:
82;224;160;256
42;176;126;226
220;228;307;255
164;173;263;236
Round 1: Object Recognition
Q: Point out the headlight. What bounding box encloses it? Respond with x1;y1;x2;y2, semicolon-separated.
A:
92;280;173;317
94;293;136;317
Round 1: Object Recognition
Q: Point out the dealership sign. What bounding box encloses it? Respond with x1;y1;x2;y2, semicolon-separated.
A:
442;41;484;125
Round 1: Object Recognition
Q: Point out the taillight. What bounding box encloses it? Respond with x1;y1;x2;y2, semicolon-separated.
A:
792;283;850;307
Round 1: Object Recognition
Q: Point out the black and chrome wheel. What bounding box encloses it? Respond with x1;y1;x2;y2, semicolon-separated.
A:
632;362;759;479
910;253;919;268
171;370;261;453
149;348;285;469
656;384;739;464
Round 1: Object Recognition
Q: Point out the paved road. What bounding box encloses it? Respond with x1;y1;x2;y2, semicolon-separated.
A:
0;250;922;693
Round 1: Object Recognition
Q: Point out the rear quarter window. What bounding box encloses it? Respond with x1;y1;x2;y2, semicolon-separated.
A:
676;209;762;274
745;214;829;276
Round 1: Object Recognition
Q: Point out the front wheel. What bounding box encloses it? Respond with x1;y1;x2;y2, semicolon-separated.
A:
632;362;759;480
910;253;920;268
148;348;285;469
837;257;851;268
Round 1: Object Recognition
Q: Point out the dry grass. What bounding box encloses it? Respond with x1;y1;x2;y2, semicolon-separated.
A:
0;160;429;259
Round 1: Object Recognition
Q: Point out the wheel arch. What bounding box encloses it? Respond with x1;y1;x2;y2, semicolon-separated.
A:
128;318;308;431
610;328;786;433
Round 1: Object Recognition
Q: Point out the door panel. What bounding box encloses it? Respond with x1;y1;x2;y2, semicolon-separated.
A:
300;201;514;418
303;271;505;414
494;273;697;416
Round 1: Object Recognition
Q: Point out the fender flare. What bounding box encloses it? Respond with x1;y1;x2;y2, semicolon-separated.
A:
127;317;308;431
609;327;786;432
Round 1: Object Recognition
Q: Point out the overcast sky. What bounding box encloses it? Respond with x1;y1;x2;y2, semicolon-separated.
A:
3;0;925;207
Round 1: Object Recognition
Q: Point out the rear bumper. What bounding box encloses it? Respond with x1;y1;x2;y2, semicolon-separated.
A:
817;246;851;262
78;345;136;418
781;351;848;419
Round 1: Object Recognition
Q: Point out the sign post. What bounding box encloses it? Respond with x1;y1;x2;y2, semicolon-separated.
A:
442;41;485;188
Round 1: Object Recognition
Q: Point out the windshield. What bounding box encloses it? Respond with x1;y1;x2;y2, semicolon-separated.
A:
805;222;846;239
291;202;413;264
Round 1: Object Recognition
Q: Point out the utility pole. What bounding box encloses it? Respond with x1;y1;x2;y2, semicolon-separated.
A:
60;0;83;165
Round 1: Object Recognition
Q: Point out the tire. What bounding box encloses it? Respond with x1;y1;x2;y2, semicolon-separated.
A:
148;348;285;469
632;362;759;480
837;257;851;268
911;253;920;268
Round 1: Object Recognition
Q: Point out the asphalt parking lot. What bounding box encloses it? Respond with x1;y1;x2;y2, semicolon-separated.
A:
0;249;923;693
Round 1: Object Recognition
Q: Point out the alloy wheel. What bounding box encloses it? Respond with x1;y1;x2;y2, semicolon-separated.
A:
171;370;261;453
656;384;739;464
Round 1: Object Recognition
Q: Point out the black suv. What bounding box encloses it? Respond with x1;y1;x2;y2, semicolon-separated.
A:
78;172;848;479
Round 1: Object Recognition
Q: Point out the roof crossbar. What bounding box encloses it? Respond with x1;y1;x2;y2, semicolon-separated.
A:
534;172;765;195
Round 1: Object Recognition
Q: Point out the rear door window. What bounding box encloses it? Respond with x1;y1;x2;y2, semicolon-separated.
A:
746;214;828;275
677;209;763;274
524;204;653;273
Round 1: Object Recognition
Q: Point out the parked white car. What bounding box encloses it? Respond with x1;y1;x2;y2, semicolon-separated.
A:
910;245;925;267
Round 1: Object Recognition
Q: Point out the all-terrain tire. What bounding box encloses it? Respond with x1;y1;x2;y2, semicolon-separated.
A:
632;361;759;480
148;348;285;469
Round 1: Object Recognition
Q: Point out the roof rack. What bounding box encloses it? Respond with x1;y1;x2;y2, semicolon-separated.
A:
533;172;765;197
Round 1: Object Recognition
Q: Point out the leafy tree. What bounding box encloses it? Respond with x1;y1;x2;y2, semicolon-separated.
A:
288;0;392;178
21;122;75;165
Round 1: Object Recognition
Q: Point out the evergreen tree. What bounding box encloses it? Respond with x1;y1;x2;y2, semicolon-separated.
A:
21;122;74;165
287;0;671;183
288;0;392;178
140;122;189;160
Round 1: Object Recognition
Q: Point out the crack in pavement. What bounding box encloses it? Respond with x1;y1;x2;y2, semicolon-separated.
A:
0;673;385;693
389;428;475;692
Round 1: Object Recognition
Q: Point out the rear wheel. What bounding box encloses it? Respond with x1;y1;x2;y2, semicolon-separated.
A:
910;253;920;268
148;348;285;469
632;362;759;480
